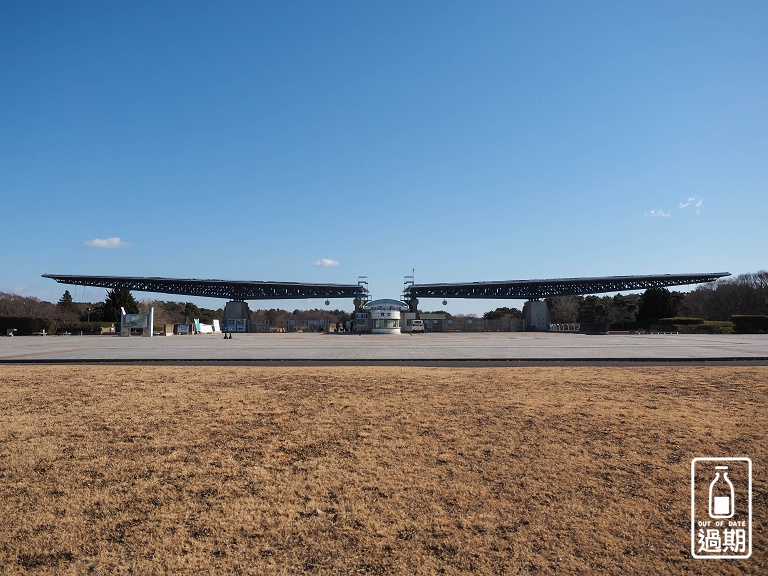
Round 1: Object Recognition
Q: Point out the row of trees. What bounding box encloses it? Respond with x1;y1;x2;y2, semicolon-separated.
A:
479;294;643;325
250;308;351;331
542;271;768;326
0;289;223;330
474;271;768;327
545;293;643;325
679;271;768;320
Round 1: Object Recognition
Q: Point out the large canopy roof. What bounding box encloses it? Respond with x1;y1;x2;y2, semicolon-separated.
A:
43;271;729;302
404;272;730;300
42;274;366;301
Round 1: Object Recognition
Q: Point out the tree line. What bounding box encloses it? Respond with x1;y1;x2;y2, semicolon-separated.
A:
0;288;352;335
0;289;225;335
476;271;767;332
540;271;768;331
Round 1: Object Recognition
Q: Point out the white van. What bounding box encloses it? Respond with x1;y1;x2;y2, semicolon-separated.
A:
410;319;425;332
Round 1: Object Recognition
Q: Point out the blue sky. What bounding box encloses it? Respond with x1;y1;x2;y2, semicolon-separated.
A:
2;1;766;314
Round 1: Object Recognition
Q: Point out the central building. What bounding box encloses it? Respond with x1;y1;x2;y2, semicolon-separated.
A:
363;299;410;334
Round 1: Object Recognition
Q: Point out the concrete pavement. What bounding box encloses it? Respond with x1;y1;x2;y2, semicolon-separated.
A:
1;332;767;364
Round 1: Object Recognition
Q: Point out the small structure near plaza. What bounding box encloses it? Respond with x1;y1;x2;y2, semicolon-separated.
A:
363;299;410;335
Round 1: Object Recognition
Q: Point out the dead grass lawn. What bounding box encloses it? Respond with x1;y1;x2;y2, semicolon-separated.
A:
0;366;766;575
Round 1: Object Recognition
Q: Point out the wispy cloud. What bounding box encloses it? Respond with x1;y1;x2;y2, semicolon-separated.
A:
82;237;132;249
679;197;703;214
312;258;339;267
644;197;703;219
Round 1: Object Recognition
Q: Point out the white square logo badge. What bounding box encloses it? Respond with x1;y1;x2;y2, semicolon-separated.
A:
691;457;752;559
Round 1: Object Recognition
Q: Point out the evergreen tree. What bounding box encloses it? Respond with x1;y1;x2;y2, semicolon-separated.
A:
578;296;611;323
57;290;74;308
637;287;678;322
612;294;638;327
102;289;139;322
55;290;80;321
483;307;522;320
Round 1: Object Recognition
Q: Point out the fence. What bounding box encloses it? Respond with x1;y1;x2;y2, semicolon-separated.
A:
436;317;527;332
246;314;534;333
549;323;581;332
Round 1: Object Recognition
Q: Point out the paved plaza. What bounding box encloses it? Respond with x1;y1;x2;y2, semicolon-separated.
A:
1;332;767;364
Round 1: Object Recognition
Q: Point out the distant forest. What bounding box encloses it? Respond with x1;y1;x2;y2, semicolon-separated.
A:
1;271;766;334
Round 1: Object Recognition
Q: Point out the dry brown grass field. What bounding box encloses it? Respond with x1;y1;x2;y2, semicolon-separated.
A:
0;366;765;575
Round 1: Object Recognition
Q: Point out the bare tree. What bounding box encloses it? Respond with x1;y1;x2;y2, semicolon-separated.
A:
0;293;56;318
681;271;768;320
548;296;580;323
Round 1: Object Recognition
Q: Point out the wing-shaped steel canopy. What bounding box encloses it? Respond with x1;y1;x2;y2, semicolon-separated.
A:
404;272;730;300
43;272;729;302
42;274;366;301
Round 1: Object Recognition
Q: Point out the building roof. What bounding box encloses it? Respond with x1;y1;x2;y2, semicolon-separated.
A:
405;272;729;300
42;274;365;301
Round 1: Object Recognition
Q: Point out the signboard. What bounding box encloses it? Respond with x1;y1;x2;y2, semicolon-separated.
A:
125;314;148;329
225;319;247;333
120;308;153;337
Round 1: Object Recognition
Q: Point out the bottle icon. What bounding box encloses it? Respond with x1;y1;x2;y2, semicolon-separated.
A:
709;465;735;518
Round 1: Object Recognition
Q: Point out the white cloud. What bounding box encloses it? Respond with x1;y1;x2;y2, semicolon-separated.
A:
679;197;703;213
312;258;339;267
82;237;132;249
644;209;670;218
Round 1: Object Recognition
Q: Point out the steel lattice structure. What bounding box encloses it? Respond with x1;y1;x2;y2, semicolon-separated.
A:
404;272;730;300
42;274;366;301
43;272;729;302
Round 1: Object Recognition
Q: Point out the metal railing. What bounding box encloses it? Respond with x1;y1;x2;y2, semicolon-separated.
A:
549;323;581;332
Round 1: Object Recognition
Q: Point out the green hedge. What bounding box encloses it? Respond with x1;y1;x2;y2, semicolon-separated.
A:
658;317;705;325
731;315;768;334
609;324;637;331
0;318;116;336
694;321;734;334
652;320;734;334
57;322;115;335
0;317;59;336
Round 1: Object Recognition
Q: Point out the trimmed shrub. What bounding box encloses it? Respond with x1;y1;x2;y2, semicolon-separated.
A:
731;315;768;334
57;322;114;335
609;321;641;331
0;317;59;336
652;320;734;334
702;321;734;334
688;321;735;334
658;317;705;326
